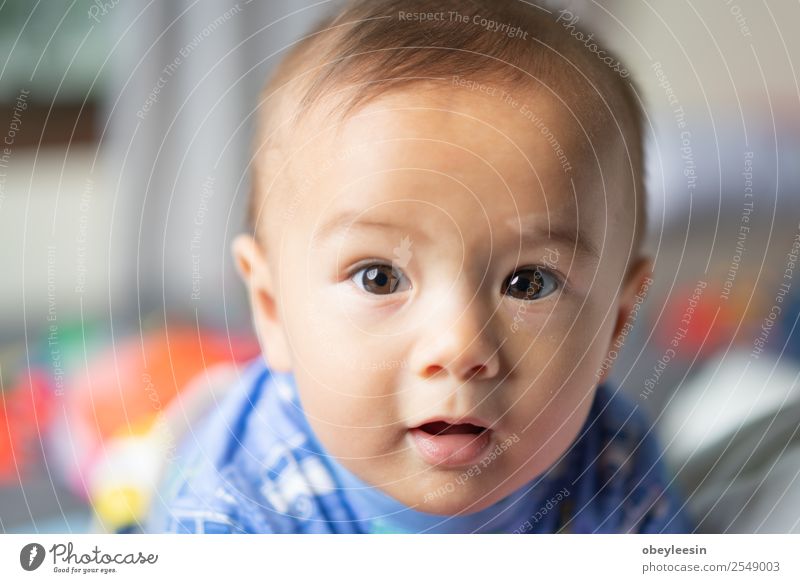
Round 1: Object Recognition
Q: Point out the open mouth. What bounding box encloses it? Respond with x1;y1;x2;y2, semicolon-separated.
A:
409;419;493;467
417;421;488;436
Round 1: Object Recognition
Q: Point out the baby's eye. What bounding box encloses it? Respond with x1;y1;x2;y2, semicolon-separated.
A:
351;263;410;295
501;267;559;301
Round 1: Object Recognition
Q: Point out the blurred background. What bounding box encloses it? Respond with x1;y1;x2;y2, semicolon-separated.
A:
1;0;799;533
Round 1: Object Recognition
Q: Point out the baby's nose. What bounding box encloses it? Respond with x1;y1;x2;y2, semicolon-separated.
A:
413;299;502;382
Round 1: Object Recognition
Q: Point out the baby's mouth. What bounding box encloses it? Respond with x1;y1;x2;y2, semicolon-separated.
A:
409;419;493;468
417;421;487;436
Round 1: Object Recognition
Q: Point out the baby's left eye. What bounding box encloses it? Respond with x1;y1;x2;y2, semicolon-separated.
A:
501;267;559;300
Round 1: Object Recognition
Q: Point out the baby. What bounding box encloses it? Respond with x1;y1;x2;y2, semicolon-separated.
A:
149;0;691;533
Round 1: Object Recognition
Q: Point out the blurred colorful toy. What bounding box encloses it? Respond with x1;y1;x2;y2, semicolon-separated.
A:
86;361;245;532
45;325;260;532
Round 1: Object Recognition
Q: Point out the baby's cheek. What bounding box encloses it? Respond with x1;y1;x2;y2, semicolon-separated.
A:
295;370;400;440
309;407;404;471
507;306;593;362
538;301;611;363
292;305;360;371
522;393;595;472
297;293;407;377
507;314;606;421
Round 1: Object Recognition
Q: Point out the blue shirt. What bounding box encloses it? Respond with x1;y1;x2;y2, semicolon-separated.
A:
147;357;691;533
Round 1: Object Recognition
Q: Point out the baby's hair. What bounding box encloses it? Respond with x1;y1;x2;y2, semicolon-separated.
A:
249;0;646;255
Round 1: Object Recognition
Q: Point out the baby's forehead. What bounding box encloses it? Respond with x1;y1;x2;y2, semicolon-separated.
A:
290;86;627;208
332;85;594;157
261;84;635;259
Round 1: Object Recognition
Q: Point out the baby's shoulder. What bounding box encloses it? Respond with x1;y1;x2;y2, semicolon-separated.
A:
559;384;689;532
579;384;665;481
148;360;302;533
568;384;665;473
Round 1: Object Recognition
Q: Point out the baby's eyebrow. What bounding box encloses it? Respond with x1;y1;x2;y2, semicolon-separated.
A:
514;225;600;261
505;212;601;260
312;209;428;245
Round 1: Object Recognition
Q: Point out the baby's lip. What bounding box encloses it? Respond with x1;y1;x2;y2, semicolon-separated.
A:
408;416;495;467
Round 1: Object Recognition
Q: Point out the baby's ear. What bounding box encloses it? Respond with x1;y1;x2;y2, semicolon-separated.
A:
231;234;293;372
599;256;654;384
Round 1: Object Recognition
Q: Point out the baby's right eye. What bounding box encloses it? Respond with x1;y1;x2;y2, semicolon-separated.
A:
351;263;410;295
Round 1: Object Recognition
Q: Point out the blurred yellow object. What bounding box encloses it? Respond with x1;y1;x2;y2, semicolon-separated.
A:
89;433;164;532
93;486;147;531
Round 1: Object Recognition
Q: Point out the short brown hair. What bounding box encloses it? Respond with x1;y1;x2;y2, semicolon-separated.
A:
249;0;646;252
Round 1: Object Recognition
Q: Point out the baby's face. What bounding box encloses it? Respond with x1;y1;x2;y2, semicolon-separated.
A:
237;83;649;515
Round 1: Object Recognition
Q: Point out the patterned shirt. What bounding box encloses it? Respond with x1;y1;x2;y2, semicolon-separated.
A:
147;357;691;533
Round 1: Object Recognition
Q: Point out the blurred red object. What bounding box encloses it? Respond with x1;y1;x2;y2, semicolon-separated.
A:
0;370;54;483
66;327;259;442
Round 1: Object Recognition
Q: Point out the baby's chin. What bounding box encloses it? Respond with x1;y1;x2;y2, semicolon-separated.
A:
412;489;510;516
380;468;532;516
